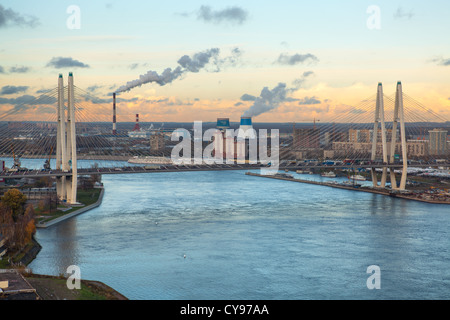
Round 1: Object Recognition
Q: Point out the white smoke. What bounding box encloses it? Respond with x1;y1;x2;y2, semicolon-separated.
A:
116;48;240;94
242;71;314;118
243;83;289;118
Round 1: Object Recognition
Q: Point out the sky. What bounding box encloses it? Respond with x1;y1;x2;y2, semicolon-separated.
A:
1;0;450;123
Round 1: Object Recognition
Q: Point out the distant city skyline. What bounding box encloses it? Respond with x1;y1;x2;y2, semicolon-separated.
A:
1;0;450;123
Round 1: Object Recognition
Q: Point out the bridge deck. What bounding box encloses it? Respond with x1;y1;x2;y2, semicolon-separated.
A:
0;162;448;179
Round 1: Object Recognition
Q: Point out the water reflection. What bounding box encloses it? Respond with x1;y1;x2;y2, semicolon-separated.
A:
54;218;79;275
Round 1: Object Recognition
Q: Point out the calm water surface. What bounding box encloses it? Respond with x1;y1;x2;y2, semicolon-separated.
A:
28;169;450;300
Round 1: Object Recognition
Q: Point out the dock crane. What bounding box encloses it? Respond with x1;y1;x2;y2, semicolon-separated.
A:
9;144;24;172
43;146;53;171
292;118;321;131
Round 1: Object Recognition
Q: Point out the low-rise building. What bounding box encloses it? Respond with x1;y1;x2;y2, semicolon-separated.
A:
331;140;429;158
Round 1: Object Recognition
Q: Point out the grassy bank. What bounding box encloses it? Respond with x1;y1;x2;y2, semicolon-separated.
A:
35;188;102;225
24;274;128;300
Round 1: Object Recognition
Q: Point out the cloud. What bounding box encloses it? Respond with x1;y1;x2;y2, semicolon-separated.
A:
0;95;31;105
0;66;4;73
292;71;315;89
1;85;29;95
433;57;450;66
297;104;330;114
129;62;149;70
240;93;256;101
0;4;40;28
0;94;58;116
129;63;139;70
0;94;57;105
302;71;315;78
9;65;31;73
298;96;321;105
87;85;102;92
276;53;319;65
350;108;367;114
35;88;52;94
46;57;90;69
217;47;243;68
394;7;414;20
197;5;248;25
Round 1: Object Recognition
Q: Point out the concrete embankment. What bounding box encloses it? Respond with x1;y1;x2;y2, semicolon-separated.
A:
36;187;104;229
245;172;450;205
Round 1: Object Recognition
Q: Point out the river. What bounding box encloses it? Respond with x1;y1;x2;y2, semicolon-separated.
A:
25;165;449;300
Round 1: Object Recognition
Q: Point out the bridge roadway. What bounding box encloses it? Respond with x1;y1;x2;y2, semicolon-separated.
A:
0;161;448;179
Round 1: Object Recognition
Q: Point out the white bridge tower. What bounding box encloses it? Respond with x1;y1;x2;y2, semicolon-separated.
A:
370;82;408;191
56;73;78;204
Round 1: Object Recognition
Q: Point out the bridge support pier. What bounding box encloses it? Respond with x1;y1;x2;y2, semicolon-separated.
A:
55;73;78;204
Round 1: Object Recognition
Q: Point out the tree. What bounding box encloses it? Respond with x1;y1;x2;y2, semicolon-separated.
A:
0;204;14;243
1;189;27;222
23;205;36;244
7;205;36;251
34;177;51;188
42;193;59;213
0;193;36;252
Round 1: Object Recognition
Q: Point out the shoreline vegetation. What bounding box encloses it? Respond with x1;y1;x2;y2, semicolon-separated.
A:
1;186;128;300
35;187;104;228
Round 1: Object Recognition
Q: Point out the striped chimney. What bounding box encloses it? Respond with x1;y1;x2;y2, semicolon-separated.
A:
113;92;117;135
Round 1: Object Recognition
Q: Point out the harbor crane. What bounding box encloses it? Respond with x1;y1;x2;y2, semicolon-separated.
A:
292;118;321;131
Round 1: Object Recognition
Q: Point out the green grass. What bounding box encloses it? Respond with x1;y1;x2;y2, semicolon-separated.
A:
78;283;107;300
0;258;9;268
77;188;101;206
28;277;108;300
36;188;102;224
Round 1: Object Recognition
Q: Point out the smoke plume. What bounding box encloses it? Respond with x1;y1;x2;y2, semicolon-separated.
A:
242;71;314;118
116;48;240;94
243;83;289;118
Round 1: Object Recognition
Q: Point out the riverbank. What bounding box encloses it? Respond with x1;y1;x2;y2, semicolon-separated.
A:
246;172;450;205
0;269;128;300
36;187;104;228
24;273;128;300
1;184;129;300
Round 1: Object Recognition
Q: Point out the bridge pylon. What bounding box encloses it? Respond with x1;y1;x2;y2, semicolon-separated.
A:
389;81;408;191
56;73;78;204
370;82;408;191
370;83;389;188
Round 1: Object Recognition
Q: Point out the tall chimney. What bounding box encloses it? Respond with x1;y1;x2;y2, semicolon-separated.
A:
239;116;253;132
113;93;117;135
216;118;230;130
133;114;141;131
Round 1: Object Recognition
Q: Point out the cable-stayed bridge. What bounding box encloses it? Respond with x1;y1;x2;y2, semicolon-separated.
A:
0;73;449;203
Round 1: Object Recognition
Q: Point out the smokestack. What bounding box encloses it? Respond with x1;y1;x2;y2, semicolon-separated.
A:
240;116;252;130
238;116;256;139
133;114;141;131
113;93;117;135
216;118;230;130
